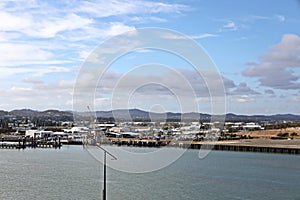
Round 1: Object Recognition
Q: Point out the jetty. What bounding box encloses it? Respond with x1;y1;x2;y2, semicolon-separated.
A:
104;138;300;155
0;137;62;149
107;137;171;147
187;139;300;154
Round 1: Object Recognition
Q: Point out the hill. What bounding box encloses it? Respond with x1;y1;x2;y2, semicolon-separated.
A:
1;108;300;123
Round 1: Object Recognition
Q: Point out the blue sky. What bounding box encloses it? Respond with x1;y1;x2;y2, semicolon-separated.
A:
0;0;300;115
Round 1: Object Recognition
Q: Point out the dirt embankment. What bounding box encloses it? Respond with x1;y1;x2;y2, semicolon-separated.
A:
236;127;300;138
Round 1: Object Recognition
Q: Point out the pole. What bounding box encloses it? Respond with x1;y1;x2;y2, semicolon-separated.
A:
103;151;107;200
95;145;117;200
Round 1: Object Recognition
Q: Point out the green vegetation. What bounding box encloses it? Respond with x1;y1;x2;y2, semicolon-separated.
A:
265;122;300;130
291;132;298;137
277;132;289;137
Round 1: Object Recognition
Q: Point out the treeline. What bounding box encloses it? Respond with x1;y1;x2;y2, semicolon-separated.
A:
265;122;300;130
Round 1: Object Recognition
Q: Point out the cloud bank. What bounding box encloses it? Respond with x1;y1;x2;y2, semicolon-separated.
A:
243;34;300;90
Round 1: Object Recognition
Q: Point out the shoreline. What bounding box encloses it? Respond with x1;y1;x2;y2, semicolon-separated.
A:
1;135;300;155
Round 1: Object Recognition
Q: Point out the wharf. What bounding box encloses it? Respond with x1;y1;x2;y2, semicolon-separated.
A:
179;139;300;154
0;137;62;149
107;138;300;155
108;137;171;147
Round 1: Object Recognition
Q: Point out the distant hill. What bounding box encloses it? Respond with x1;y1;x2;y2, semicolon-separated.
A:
95;109;216;121
9;109;38;117
5;109;73;121
224;113;300;123
95;109;300;123
1;108;300;123
0;110;8;116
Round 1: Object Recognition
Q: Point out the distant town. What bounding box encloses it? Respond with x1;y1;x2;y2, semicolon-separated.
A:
1;109;300;144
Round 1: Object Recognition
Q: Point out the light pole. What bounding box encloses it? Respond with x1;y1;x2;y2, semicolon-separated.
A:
86;106;117;199
97;145;117;200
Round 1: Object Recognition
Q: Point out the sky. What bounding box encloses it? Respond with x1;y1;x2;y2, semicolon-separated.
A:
0;0;300;115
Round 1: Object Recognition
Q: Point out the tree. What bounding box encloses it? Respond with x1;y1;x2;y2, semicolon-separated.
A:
277;132;289;137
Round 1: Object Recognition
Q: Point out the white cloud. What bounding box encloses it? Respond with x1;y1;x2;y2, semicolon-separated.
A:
0;0;225;112
276;15;285;22
0;0;189;69
0;10;93;38
160;32;218;40
290;95;300;102
244;14;286;24
0;32;21;42
22;78;44;84
0;43;52;66
229;82;260;95
126;16;168;24
0;77;75;110
243;34;300;90
265;89;276;97
72;65;229;112
148;16;168;23
217;20;238;32
23;13;94;38
0;66;70;77
223;21;237;30
189;34;219;39
102;22;136;38
0;2;142;40
248;15;270;20
230;95;256;103
75;0;189;17
75;67;230;103
0;11;32;31
160;32;191;40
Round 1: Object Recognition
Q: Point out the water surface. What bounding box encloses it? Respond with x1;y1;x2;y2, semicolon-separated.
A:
0;146;299;200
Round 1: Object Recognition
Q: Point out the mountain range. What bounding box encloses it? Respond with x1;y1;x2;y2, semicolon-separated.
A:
1;108;300;123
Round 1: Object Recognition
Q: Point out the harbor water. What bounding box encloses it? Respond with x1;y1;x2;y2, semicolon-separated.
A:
0;145;300;200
